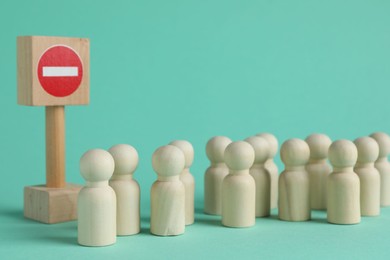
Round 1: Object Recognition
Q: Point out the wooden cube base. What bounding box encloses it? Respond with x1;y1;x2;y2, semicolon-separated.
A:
24;183;82;224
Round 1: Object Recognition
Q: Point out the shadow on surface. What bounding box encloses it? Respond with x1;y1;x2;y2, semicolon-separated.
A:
195;217;221;227
259;214;279;221
140;226;151;235
195;207;204;214
310;217;328;224
141;216;150;222
0;205;79;247
1;208;25;221
43;235;77;246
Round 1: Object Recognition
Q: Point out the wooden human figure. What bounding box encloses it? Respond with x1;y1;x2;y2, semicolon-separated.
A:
278;139;310;221
305;133;332;210
256;133;279;209
370;132;390;207
245;136;271;217
109;144;140;235
327;140;360;225
151;145;186;236
169;140;195;225
354;137;380;216
78;149;116;246
204;136;232;215
222;141;255;227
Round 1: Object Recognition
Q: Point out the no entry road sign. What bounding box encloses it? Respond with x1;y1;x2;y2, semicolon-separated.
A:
37;45;83;97
18;36;89;106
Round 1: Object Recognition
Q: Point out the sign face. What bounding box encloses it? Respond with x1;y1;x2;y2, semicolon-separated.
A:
37;45;83;97
17;36;89;106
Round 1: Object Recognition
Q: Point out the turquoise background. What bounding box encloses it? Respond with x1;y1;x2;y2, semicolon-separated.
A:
1;0;390;259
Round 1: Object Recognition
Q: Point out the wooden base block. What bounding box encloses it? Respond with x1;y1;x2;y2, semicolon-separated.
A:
24;183;82;224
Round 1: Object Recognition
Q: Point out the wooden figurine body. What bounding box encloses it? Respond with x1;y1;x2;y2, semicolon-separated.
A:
278;139;310;221
327;140;360;224
245;136;271;217
151;145;186;236
78;149;116;247
305;134;332;210
170;140;195;225
109;144;140;235
354;137;380;216
204;136;232;215
256;133;279;209
222;141;255;228
370;132;390;207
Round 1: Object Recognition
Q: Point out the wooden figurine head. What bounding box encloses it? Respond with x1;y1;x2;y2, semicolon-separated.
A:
109;144;139;176
370;132;390;158
224;141;255;171
281;138;310;167
305;133;332;160
328;140;358;168
206;136;232;164
152;145;185;178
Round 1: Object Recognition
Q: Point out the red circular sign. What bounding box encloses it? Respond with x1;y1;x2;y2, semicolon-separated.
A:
37;45;83;97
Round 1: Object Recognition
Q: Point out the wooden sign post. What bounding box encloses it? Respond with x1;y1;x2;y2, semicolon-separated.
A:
17;36;90;223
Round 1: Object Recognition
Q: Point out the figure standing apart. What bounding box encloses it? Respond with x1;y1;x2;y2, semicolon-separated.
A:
278;139;311;221
78;149;116;246
204;136;232;215
109;144;140;235
256;133;279;209
222;141;255;228
354;137;380;216
370;132;390;207
327;140;360;225
151;145;186;236
169;140;195;225
245;136;271;217
305;133;332;210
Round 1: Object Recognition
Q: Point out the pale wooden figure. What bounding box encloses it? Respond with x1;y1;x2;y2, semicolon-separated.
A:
305;133;332;210
204;136;232;215
327;140;360;225
169;140;195;225
370;132;390;207
151;145;186;236
279;139;311;221
245;136;271;217
256;133;279;209
354;137;380;216
222;141;256;228
109;144;140;235
78;149;116;246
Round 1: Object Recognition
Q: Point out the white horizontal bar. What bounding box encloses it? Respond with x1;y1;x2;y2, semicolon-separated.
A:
43;66;78;77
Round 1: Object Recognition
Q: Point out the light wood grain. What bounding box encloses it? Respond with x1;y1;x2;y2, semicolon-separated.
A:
245;136;271;217
46;106;65;188
78;149;116;247
151;145;186;236
327;140;360;225
24;183;82;224
109;144;140;236
305;133;332;210
222;141;255;228
278;139;311;222
204;136;231;215
354;137;380;216
256;133;279;209
370;132;390;207
170;140;195;225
